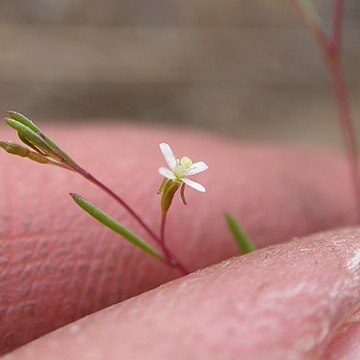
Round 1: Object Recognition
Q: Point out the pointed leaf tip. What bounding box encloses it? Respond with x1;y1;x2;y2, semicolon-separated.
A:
225;213;255;254
0;141;29;157
4;112;78;168
71;193;164;261
5;111;41;134
4;118;53;155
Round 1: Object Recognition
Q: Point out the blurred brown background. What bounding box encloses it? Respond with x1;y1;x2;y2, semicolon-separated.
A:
0;0;359;148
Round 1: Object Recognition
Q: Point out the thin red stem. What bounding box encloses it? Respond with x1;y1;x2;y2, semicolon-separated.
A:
326;50;360;222
75;166;189;274
78;167;159;242
292;0;328;48
293;0;360;221
327;0;360;220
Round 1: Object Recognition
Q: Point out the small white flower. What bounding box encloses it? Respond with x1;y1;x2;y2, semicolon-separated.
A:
158;143;208;192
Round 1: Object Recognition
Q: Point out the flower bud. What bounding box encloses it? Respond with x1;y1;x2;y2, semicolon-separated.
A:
0;141;52;165
0;141;30;157
160;179;181;214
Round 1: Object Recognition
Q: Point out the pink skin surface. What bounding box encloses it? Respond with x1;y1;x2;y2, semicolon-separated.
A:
0;123;358;354
4;228;360;360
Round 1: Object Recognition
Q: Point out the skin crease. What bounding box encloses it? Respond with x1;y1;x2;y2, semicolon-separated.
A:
0;123;358;354
3;228;360;360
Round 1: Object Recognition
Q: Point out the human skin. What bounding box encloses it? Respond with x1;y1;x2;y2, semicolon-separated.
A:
0;123;358;354
4;228;360;359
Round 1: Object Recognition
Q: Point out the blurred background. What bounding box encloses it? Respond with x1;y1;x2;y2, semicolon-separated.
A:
0;0;359;149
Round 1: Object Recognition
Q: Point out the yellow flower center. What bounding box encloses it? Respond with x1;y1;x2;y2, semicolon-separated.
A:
173;156;193;178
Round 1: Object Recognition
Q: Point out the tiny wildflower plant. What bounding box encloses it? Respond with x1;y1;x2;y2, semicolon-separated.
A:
0;112;211;274
0;1;355;277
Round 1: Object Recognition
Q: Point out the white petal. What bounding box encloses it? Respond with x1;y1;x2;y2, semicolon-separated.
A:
186;161;208;176
158;167;176;180
159;143;176;169
182;178;206;192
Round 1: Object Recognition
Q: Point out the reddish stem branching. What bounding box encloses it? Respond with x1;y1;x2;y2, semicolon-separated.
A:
293;0;360;220
81;168;189;275
63;161;188;275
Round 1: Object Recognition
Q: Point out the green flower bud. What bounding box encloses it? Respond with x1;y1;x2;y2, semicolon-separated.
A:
160;179;181;214
0;141;61;166
0;141;30;157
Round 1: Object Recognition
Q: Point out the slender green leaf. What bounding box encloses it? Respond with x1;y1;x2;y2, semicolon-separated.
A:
6;111;78;167
6;111;41;134
4;118;53;155
225;213;255;254
71;193;164;261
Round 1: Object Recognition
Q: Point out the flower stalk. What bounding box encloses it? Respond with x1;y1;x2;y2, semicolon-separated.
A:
157;143;208;270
